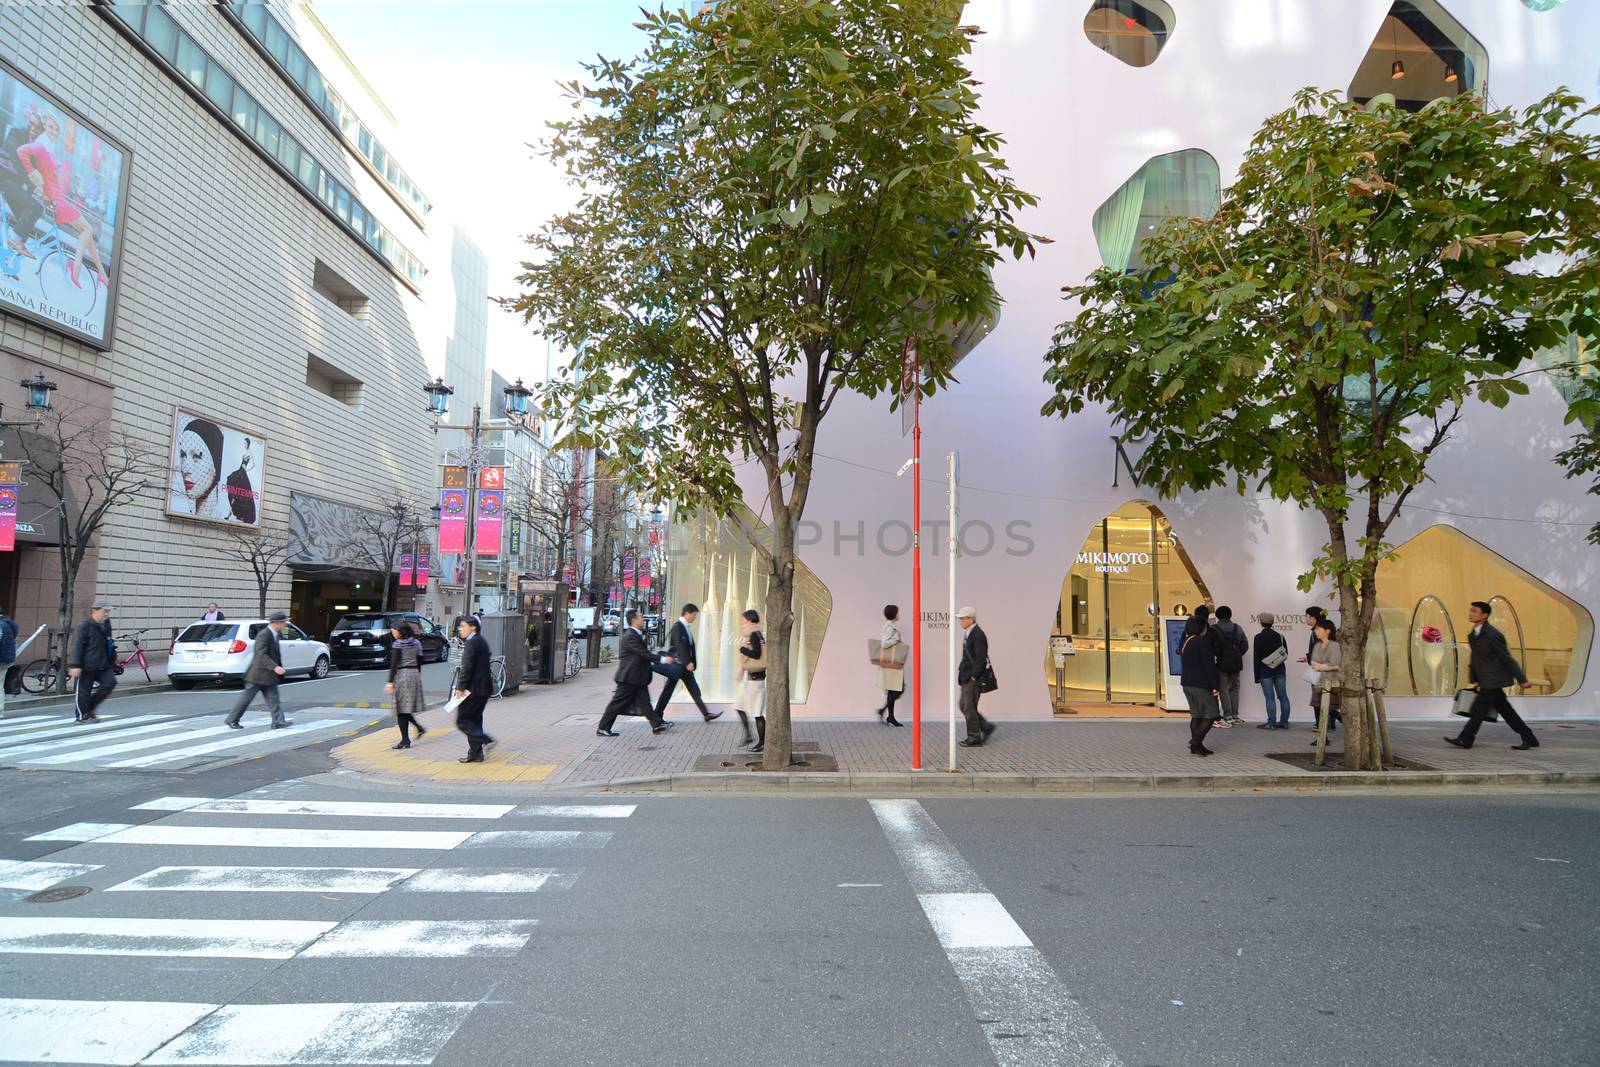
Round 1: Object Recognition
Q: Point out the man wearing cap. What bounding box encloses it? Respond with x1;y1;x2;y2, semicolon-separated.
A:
956;606;996;747
67;600;117;723
224;611;291;730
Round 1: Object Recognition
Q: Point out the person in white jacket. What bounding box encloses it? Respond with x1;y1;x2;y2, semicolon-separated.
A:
874;604;905;727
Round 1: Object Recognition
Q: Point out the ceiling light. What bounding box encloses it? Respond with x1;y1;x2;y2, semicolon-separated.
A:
1391;59;1406;79
1444;65;1458;82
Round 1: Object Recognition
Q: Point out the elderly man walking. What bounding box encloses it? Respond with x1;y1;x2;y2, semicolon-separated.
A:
956;606;996;748
225;611;291;730
67;600;117;724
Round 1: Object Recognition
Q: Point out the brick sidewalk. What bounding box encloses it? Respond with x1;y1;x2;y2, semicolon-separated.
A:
328;669;1600;793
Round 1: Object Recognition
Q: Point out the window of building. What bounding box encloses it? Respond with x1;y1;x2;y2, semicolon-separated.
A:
1522;0;1570;10
1348;1;1487;112
1369;525;1591;697
1083;0;1175;67
1535;322;1597;405
1047;501;1212;709
176;34;207;90
203;62;234;112
144;4;179;63
305;353;364;407
1092;149;1220;274
312;260;370;320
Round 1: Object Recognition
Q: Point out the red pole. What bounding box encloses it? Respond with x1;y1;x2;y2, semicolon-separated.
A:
911;380;922;770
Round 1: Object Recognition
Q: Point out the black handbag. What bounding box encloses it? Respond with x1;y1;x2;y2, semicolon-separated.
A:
1452;687;1497;722
978;660;999;694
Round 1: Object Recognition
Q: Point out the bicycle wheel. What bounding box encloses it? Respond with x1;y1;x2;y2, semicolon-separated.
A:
37;249;99;320
490;659;506;697
20;658;55;694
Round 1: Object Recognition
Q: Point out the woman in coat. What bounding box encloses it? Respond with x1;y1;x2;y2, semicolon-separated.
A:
875;604;905;727
735;610;767;752
1180;615;1222;756
1308;618;1342;741
384;622;427;750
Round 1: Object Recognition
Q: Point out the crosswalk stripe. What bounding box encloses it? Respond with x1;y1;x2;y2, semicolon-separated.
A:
0;917;535;959
143;1001;476;1065
462;830;614;848
105;865;579;894
0;713;162;738
0;997;219;1066
0;715;184;757
102;720;346;768
28;824;475;850
0;859;103;891
511;803;637;819
132;797;517;819
15;720;276;766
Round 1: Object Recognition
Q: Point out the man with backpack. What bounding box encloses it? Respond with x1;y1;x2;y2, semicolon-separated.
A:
1210;606;1250;726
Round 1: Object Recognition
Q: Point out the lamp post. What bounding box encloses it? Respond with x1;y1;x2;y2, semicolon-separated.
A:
423;377;536;616
0;371;59;451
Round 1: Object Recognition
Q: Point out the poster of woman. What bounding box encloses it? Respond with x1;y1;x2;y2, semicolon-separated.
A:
167;409;266;528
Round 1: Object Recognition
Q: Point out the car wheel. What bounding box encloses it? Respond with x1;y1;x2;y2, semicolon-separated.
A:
170;677;195;691
311;655;330;680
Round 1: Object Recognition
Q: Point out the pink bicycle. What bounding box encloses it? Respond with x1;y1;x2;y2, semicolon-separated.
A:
112;630;153;682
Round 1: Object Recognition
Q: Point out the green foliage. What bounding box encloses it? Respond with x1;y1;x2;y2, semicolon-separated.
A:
1558;378;1600;545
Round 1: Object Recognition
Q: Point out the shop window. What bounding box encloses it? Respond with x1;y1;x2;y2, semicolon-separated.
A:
1083;0;1175;68
1373;525;1591;697
1349;1;1487;112
1046;500;1212;709
1092;149;1220;274
666;505;832;705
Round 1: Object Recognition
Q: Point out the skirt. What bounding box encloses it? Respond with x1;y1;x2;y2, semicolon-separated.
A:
393;669;424;719
736;675;767;717
1182;685;1221;720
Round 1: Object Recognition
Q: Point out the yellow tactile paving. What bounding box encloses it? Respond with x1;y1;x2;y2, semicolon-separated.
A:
333;721;559;783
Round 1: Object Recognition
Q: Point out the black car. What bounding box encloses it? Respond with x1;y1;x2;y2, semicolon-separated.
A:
329;612;449;669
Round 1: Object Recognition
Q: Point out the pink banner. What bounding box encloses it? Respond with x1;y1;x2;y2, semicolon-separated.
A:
398;552;414;587
438;489;468;554
0;485;15;553
475;490;504;557
415;553;430;589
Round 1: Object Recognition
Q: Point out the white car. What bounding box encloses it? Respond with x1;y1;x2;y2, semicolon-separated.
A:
167;618;332;690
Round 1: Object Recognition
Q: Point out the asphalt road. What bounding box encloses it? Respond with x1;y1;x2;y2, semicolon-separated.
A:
1;753;1596;1066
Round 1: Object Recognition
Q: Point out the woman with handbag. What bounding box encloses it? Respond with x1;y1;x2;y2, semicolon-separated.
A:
1308;618;1342;743
734;610;767;751
1180;615;1222;756
1253;613;1292;729
875;604;906;727
384;622;428;750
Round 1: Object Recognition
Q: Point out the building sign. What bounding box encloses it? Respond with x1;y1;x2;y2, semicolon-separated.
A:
166;409;264;527
0;58;132;349
1076;550;1152;574
508;514;521;554
441;466;468;489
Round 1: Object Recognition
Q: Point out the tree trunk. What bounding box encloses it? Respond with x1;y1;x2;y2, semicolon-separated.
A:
55;550;74;695
761;520;797;771
257;575;268;619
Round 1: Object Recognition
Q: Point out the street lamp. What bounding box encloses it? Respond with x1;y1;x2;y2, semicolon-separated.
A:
422;378;454;418
21;372;56;412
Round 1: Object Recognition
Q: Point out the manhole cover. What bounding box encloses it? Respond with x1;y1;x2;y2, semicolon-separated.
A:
26;885;92;904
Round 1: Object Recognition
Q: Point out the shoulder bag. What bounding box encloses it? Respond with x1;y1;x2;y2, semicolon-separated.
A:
978;658;999;693
1262;632;1288;669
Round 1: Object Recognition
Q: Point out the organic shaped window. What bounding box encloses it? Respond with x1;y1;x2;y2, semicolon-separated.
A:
1373;525;1592;697
1083;0;1175;68
1348;1;1488;112
1045;500;1211;709
1534;324;1597;406
1091;149;1220;274
1522;0;1571;10
666;504;831;704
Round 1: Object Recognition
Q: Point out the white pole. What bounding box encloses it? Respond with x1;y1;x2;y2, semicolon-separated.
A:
948;450;958;771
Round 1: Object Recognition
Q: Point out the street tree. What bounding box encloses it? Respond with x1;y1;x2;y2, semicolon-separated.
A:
1556;376;1600;545
13;402;164;691
512;0;1039;768
517;448;587;590
219;523;295;618
1043;89;1600;769
335;495;432;613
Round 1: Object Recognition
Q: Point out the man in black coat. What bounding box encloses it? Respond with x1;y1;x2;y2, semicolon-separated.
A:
453;615;496;763
652;603;721;723
1447;600;1538;751
599;610;667;736
66;600;116;724
224;612;291;729
955;606;995;747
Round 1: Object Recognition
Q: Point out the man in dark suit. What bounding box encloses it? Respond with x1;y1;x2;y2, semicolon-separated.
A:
598;610;667;736
956;606;995;747
225;611;290;729
67;600;117;724
453;615;496;763
652;603;722;722
1447;600;1538;751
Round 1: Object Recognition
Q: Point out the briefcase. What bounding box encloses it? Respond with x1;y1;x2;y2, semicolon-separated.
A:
1451;687;1497;722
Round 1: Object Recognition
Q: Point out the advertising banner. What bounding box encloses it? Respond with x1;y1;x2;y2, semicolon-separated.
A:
0;58;132;349
398;551;414;587
0;482;17;552
479;466;504;490
167;409;265;527
415;552;430;589
438;489;468;553
475;489;504;557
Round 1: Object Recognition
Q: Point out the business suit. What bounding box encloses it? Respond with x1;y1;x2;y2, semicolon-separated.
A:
1456;621;1537;748
957;623;993;744
455;631;495;760
601;626;664;733
226;626;287;728
653;617;713;720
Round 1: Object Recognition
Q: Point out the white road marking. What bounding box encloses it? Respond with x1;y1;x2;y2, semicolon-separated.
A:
106;865;579;895
0;713;174;742
510;803;637;819
1533;856;1572;864
871;799;1123;1067
132;797;516;819
836;883;883;888
299;919;535;958
102;720;346;768
0;859;103;891
463;830;614;848
397;868;579;893
143;1001;476;1065
0;917;333;958
0;997;216;1065
17;721;269;766
27;824;475;850
0;717;189;758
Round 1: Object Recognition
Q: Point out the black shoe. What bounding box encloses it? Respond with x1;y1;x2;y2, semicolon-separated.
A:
391;740;411;750
1512;739;1540;750
652;725;669;734
958;738;983;748
1197;745;1213;756
225;721;244;730
982;723;996;739
459;754;484;763
415;725;427;738
1444;736;1471;749
741;733;754;746
703;709;724;722
1256;723;1275;730
875;706;886;719
596;729;619;737
751;742;764;753
885;717;903;727
271;721;294;729
484;736;497;748
657;720;674;730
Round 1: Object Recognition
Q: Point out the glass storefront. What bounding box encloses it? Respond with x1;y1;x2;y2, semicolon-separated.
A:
1047;501;1211;707
1348;1;1487;112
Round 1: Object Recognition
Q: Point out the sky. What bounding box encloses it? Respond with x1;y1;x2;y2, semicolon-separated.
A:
309;1;652;382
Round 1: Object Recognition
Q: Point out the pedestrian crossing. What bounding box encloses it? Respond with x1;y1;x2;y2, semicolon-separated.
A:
0;787;637;1064
0;709;370;772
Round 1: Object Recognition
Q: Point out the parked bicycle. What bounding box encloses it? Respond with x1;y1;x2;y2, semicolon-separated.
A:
112;629;154;683
564;639;583;679
489;654;507;698
20;629;73;695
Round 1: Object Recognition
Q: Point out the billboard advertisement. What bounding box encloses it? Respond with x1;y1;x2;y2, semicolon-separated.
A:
167;409;265;527
0;58;132;349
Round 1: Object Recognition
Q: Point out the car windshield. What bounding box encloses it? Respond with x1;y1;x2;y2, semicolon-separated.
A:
333;615;391;632
177;624;237;643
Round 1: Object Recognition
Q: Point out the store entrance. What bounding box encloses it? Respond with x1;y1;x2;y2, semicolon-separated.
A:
1047;501;1210;711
